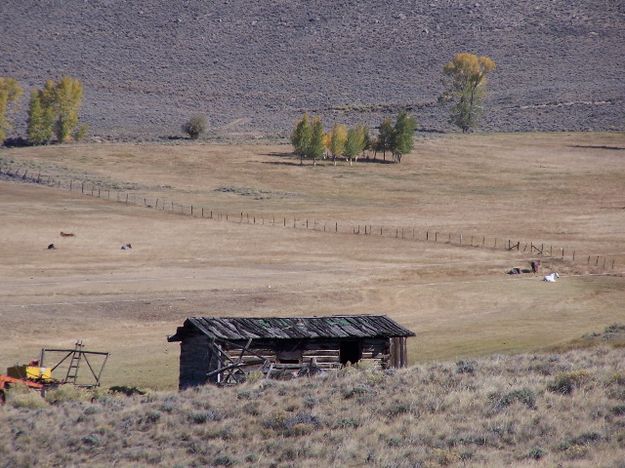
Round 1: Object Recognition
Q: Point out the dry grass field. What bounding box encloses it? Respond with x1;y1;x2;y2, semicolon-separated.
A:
1;132;624;390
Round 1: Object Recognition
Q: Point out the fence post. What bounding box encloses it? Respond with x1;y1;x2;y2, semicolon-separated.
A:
336;222;338;233
211;210;213;219
561;248;564;258
81;182;84;193
284;217;286;227
426;231;429;241
306;219;308;229
572;250;575;261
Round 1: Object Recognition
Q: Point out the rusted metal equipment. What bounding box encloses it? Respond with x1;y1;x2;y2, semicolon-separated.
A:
0;341;109;404
0;375;44;404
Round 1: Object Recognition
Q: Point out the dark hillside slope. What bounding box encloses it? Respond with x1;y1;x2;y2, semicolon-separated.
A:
1;0;624;139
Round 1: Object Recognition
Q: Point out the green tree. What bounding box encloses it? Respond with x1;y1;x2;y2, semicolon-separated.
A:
390;111;416;163
0;77;23;142
27;91;55;145
442;52;496;133
53;76;84;142
307;117;325;165
344;125;367;165
377;118;394;161
182;114;207;139
327;123;347;166
27;76;85;144
291;114;312;165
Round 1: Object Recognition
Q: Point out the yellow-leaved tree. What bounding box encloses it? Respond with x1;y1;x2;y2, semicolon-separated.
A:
0;77;23;142
442;53;496;133
327;123;347;166
28;76;85;144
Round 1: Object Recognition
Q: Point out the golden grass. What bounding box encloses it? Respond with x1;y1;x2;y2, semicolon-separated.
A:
1;132;625;389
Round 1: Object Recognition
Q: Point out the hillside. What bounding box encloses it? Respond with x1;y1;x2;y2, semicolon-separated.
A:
2;346;625;466
1;0;624;140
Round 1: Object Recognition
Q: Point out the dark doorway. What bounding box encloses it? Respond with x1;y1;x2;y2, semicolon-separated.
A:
340;340;362;365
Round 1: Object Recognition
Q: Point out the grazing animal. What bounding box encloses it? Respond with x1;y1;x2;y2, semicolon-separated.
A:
121;243;132;250
60;232;75;237
47;243;56;250
543;272;560;282
531;260;541;274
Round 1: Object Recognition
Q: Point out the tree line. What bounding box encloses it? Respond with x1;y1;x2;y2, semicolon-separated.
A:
291;111;417;165
0;75;86;145
291;52;496;162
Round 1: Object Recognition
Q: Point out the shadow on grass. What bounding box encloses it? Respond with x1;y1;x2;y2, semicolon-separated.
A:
261;152;400;166
569;145;625;151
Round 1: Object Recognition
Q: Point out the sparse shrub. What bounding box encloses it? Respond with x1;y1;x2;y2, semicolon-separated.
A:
431;448;460;465
385;400;412;417
342;384;371;399
527;447;546;460
81;433;100;447
332;417;360;429
8;391;48;409
561;444;589;460
456;360;476;374
45;384;90;403
214;454;236;466
188;409;221;424
548;370;591;394
109;385;146;396
604;323;625;334
489;387;536;410
182;114;206;139
303;394;318;408
611;405;625;416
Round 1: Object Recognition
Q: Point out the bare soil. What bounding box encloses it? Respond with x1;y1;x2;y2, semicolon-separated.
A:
1;1;624;139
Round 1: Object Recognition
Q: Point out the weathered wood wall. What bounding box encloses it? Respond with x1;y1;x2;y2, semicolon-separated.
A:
178;333;221;389
179;336;407;387
388;337;409;368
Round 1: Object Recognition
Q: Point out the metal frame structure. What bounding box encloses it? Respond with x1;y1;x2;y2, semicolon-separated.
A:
39;341;109;387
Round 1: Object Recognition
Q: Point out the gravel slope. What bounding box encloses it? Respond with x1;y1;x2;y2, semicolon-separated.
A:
1;0;624;139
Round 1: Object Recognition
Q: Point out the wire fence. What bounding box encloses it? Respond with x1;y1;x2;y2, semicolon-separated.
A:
1;162;623;273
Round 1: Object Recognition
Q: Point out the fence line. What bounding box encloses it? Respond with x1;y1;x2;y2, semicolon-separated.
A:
0;162;622;273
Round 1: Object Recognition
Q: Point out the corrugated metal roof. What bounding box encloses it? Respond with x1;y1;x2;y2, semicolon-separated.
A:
168;315;415;341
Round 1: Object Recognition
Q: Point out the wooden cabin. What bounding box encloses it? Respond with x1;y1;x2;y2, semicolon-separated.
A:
167;315;415;388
